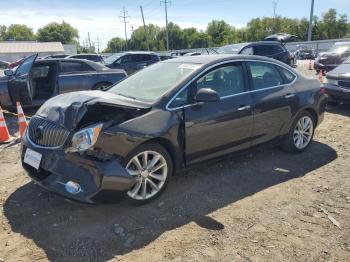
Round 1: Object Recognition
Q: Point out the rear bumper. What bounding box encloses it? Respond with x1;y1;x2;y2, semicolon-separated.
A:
323;84;350;103
313;61;337;72
21;130;136;203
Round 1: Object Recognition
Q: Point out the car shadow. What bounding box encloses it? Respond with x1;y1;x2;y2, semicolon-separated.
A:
3;141;337;261
326;103;350;117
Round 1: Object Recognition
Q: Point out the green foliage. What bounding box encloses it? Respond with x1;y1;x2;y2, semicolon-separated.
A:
104;37;127;53
103;8;349;52
37;22;79;44
0;24;35;41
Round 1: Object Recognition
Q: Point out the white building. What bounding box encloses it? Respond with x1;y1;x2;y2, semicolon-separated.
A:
0;41;77;62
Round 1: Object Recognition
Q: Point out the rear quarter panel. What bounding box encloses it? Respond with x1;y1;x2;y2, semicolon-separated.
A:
292;75;326;126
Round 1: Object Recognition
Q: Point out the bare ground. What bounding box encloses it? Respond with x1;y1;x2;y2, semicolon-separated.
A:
0;61;349;262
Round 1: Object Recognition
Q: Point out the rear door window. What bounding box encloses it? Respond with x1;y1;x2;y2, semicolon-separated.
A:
60;61;93;73
247;61;283;90
254;45;283;56
278;66;296;84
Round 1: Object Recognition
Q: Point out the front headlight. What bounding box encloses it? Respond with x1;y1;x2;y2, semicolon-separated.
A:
70;123;103;152
324;78;338;85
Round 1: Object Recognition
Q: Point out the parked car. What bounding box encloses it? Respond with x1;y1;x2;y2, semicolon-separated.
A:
0;54;127;108
314;42;350;73
158;54;174;61
67;54;104;63
7;58;24;69
0;60;9;69
263;33;297;43
217;41;296;67
294;45;315;60
183;52;201;56
104;52;160;74
323;57;350;105
21;55;326;204
42;54;69;59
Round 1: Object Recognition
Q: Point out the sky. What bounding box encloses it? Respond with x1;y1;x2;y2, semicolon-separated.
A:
0;0;349;50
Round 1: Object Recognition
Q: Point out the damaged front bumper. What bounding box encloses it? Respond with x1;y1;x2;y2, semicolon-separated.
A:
21;130;137;203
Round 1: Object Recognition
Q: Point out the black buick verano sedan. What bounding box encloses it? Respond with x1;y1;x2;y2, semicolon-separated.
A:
21;55;327;204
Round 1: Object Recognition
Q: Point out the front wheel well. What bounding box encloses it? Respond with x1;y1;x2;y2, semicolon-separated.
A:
139;137;184;174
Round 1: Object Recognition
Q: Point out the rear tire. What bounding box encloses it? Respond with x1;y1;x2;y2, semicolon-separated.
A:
282;111;315;153
123;143;173;204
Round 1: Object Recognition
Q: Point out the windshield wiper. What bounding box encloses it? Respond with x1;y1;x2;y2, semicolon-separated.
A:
116;93;137;100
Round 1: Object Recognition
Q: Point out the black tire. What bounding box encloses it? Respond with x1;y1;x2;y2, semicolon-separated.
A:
92;82;112;91
123;142;173;204
282;111;315;153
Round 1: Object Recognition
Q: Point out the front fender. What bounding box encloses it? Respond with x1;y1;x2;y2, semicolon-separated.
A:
94;109;184;165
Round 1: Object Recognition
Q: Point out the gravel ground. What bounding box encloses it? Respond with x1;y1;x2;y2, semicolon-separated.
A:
1;60;350;262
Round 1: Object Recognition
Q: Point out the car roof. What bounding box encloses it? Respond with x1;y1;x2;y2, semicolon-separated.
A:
162;54;289;66
68;54;100;56
123;51;156;55
34;58;107;70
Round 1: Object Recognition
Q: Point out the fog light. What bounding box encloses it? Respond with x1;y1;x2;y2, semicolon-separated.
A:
65;181;82;195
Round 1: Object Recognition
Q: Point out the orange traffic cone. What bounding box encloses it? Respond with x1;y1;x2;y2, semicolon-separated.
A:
308;60;313;70
0;106;12;143
16;102;28;137
319;70;324;83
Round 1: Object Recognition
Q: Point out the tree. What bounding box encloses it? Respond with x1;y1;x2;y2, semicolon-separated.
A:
207;20;234;46
0;25;6;40
1;24;35;41
104;37;126;53
37;22;79;44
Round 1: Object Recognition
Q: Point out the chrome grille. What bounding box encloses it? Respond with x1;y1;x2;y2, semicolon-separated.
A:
28;117;70;147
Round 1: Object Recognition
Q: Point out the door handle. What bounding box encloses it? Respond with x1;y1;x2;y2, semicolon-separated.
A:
237;105;251;111
285;93;295;99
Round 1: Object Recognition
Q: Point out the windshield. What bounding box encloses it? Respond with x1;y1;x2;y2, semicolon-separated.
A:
108;62;202;102
217;43;247;54
329;43;350;53
104;53;122;64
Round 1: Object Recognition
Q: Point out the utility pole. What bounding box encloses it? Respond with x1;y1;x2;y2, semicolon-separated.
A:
120;7;129;51
87;32;92;51
161;0;170;51
140;5;150;51
307;0;315;41
95;36;101;53
272;1;277;33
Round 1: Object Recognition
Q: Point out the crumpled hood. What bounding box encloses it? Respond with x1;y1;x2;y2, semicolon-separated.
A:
36;90;151;130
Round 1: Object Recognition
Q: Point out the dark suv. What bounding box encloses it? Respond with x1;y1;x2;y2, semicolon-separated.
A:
217;41;295;67
104;52;160;74
67;54;104;63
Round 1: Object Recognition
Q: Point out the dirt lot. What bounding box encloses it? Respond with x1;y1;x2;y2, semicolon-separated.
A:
1;61;350;262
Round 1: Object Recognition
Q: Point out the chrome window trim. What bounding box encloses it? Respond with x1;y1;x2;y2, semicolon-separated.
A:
166;59;297;111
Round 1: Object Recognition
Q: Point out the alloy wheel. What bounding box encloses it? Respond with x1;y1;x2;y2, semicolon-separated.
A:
293;116;313;150
126;151;168;200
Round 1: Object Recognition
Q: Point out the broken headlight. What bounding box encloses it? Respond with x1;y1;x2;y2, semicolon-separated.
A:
70;123;103;152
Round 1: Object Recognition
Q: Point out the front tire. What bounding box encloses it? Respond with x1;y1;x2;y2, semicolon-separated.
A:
123;143;173;204
282;111;315;153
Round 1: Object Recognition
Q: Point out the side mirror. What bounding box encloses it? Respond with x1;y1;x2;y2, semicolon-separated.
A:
4;69;14;77
195;88;220;102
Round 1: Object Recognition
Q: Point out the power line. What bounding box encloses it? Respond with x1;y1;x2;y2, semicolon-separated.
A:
119;6;130;51
160;0;171;51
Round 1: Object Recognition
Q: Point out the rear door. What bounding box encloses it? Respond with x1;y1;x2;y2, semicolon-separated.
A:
8;54;37;106
246;60;298;145
182;62;254;164
58;61;95;93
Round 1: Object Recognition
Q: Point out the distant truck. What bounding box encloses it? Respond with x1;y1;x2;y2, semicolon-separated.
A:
0;54;127;108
